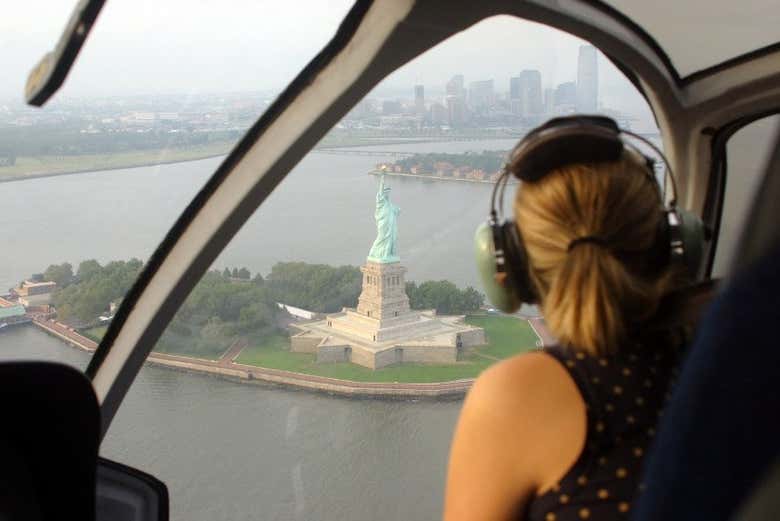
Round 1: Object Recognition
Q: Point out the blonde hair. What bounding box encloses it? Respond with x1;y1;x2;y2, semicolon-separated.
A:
514;158;674;356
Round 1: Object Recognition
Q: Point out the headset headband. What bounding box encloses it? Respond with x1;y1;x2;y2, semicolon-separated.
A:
490;116;679;223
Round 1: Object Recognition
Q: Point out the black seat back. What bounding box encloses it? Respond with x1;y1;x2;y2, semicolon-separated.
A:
0;362;99;521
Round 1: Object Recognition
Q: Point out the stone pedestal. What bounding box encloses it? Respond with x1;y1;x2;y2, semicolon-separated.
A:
356;261;410;320
289;259;487;369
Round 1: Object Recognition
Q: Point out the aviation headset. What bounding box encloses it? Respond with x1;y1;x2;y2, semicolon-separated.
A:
474;115;705;314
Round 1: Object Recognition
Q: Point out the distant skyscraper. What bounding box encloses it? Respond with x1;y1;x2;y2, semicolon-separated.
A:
430;102;447;125
445;95;465;127
554;81;577;115
577;45;598;112
509;77;522;100
509;70;542;117
555;82;577;106
382;100;402;115
414;85;425;114
544;87;555;115
468;80;494;112
446;74;465;98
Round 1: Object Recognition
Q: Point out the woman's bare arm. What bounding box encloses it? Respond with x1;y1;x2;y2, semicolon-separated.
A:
443;352;587;521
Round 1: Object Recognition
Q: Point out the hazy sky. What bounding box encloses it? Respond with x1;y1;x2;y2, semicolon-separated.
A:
1;0;663;121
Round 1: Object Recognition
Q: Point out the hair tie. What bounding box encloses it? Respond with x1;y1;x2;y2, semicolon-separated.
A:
568;236;608;252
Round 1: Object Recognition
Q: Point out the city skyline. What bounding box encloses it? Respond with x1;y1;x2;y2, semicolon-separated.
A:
3;5;646;120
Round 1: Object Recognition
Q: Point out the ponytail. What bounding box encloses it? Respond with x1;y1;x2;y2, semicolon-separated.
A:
544;243;656;354
515;159;671;356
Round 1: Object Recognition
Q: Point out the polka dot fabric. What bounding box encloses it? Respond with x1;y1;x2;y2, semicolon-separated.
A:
526;344;679;521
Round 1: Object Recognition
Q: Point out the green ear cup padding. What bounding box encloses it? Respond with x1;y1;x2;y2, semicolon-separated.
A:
474;222;522;314
677;208;706;276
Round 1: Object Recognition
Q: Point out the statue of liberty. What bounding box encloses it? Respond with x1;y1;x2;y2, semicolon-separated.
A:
367;172;400;263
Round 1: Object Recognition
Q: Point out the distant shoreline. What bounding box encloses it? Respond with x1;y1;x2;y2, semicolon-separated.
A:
369;169;520;185
0;135;524;185
0;152;231;185
0;145;233;185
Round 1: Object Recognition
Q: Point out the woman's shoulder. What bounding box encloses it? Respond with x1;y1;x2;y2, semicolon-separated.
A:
472;350;578;398
459;351;588;494
466;350;586;443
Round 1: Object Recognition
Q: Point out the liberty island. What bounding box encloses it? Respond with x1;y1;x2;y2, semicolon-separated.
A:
290;173;486;369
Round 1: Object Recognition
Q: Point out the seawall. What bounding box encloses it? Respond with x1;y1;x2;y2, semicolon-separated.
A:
31;318;474;399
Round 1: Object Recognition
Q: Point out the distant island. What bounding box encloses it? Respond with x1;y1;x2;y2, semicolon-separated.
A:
373;150;508;183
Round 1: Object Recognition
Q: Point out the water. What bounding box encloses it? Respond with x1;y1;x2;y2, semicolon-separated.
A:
0;139;519;290
0;140;516;520
0;325;460;520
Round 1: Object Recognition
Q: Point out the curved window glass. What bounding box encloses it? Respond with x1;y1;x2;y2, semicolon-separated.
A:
51;15;661;520
712;115;780;276
0;0;354;366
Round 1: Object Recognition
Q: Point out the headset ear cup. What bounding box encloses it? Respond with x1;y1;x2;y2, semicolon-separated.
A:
677;209;706;276
502;221;539;304
474;222;522;313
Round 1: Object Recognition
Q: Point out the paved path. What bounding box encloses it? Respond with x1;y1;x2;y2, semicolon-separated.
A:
528;317;558;347
471;351;501;362
218;337;248;367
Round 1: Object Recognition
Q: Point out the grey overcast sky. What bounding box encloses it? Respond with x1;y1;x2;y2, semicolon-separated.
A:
1;0;708;125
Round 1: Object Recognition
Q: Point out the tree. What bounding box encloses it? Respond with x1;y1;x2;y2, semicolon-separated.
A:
50;259;143;323
231;267;239;278
238;301;275;333
222;267;231;278
265;262;362;313
407;280;483;314
77;259;102;282
43;262;74;288
237;267;251;279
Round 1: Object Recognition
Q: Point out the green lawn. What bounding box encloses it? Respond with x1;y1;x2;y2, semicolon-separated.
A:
153;328;228;360
81;325;108;342
465;314;539;358
80;314;540;382
236;315;539;383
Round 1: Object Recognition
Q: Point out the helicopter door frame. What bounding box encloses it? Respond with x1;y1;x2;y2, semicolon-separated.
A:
29;0;773;438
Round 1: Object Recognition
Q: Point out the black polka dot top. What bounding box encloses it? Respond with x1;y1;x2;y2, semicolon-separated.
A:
526;343;680;521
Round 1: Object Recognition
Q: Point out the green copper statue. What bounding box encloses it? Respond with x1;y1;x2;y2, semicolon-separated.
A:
367;172;400;263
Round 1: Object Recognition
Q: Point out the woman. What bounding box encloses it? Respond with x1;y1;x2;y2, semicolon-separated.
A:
444;151;683;520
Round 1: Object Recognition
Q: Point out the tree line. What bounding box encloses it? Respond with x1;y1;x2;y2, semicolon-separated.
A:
47;259;143;323
41;259;484;355
394;151;506;174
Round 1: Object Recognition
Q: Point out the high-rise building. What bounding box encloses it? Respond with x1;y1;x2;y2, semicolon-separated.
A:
430;102;447;125
468;80;494;113
577;45;598;112
509;77;522;100
509;70;543;117
445;95;466;127
414;85;425;114
382;100;403;115
544;87;555;116
555;82;577;106
554;81;577;115
446;74;465;98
